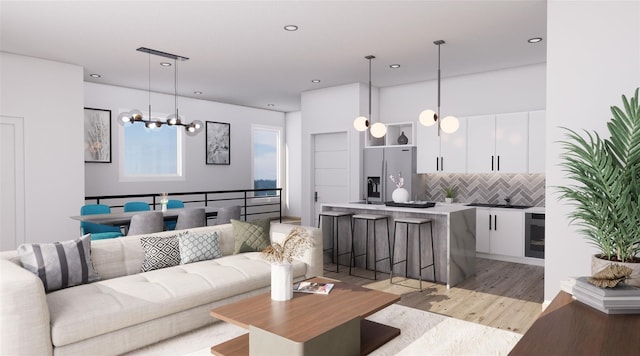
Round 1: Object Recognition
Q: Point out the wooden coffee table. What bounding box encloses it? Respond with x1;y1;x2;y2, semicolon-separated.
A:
210;278;400;356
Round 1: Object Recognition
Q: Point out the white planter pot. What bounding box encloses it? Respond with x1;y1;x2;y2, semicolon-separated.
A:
591;254;640;287
392;188;410;203
445;197;453;204
271;263;293;301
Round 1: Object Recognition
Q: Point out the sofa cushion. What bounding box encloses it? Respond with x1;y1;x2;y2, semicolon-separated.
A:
140;235;182;272
46;253;307;347
231;219;271;253
178;231;222;264
17;234;100;293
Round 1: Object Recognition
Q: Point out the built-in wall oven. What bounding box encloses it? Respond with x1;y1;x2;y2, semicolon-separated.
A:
525;213;545;259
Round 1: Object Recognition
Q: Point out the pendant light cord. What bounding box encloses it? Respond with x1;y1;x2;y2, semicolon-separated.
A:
148;52;151;120
174;58;178;117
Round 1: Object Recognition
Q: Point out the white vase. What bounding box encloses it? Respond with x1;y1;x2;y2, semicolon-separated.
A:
271;263;293;301
445;197;453;204
392;188;410;203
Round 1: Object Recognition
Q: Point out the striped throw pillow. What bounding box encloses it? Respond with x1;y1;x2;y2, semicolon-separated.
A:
17;234;100;293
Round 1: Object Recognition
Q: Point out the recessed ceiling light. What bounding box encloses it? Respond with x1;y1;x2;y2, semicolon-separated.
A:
284;25;298;31
193;91;203;95
528;37;543;43
160;62;172;66
267;103;275;107
311;79;321;83
390;64;401;69
89;73;101;78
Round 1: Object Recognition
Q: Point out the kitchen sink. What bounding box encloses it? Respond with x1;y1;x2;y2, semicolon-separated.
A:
466;203;532;209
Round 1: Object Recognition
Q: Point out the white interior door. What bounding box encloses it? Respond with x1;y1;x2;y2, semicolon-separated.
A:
313;132;348;226
1;116;26;250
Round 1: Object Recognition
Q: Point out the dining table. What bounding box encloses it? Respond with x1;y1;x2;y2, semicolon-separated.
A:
69;207;219;226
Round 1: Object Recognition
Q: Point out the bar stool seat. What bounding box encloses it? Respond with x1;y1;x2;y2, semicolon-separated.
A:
349;213;391;280
390;217;436;291
318;211;354;272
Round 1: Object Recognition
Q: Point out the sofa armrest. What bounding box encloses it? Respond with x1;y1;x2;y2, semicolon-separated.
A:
0;259;53;355
269;223;323;279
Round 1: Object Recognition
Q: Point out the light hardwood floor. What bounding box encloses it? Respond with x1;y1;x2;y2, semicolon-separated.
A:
323;258;544;334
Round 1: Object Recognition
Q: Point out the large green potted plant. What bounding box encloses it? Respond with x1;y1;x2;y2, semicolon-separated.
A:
558;88;640;287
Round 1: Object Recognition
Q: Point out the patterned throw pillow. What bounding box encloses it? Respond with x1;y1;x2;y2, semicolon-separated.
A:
17;234;100;293
231;219;271;254
178;231;222;264
139;234;182;272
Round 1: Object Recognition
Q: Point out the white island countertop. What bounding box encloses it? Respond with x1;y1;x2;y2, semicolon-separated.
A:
325;202;475;215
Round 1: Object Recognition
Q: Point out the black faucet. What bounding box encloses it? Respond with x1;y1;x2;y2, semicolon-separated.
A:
504;197;512;207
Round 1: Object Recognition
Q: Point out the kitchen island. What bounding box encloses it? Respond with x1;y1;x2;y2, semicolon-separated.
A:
321;202;476;288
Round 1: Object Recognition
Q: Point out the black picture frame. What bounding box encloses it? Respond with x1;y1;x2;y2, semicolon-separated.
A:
206;121;230;165
83;107;112;163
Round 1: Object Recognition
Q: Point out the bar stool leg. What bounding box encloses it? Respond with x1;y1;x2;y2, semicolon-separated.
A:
430;221;436;281
405;224;410;278
418;223;423;291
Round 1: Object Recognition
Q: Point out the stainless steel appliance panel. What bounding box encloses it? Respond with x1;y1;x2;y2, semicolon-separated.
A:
525;212;545;258
364;146;417;203
383;146;416;202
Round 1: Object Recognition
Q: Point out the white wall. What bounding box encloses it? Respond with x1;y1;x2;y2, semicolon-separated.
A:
285;111;302;218
545;1;640;302
84;83;285;196
380;63;546;123
1;53;85;244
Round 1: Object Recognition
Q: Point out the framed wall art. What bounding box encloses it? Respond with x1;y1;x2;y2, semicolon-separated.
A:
206;121;230;165
84;107;112;163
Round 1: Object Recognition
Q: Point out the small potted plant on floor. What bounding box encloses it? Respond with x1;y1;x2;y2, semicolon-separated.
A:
443;187;456;204
262;227;313;300
557;88;640;287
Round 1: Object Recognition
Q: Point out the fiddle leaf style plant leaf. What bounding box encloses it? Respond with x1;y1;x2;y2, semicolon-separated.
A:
557;88;640;263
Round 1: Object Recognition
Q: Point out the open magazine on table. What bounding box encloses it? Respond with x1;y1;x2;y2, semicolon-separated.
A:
295;281;334;295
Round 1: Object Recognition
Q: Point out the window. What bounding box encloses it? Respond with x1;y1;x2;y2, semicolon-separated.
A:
121;116;184;180
252;125;281;196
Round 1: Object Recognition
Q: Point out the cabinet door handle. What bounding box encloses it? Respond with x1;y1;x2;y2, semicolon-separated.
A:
489;214;492;230
494;215;498;230
440;157;444;171
497;156;500;171
491;156;494;171
436;157;439;171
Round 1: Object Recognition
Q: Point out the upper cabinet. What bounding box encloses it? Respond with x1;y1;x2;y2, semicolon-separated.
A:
528;110;546;173
416;117;467;173
467;112;528;173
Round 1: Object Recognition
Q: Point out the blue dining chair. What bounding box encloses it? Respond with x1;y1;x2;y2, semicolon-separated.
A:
80;204;124;240
123;201;150;212
165;199;184;230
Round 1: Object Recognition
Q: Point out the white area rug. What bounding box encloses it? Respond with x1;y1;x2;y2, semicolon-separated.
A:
125;304;521;356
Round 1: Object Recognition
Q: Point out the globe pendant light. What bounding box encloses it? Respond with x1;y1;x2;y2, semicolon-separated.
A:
419;40;459;135
118;47;203;136
353;55;386;138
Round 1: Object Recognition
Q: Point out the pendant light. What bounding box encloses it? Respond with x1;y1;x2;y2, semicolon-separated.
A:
353;55;386;138
419;40;459;135
118;47;203;136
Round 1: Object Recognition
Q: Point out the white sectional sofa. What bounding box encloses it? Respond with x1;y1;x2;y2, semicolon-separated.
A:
0;222;323;355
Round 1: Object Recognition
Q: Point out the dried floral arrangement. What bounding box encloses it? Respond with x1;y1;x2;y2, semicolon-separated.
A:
262;227;313;264
389;172;404;188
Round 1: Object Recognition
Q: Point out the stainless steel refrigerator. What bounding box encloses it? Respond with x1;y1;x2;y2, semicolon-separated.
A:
364;146;418;203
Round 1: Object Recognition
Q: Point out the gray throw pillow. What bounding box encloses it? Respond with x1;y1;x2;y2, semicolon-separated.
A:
139;234;183;272
231;219;271;254
178;231;222;264
17;234;100;293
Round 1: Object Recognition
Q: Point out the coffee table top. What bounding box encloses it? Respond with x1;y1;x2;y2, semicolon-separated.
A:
210;277;400;343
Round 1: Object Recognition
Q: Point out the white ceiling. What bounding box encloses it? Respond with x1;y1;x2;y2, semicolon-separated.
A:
0;1;547;113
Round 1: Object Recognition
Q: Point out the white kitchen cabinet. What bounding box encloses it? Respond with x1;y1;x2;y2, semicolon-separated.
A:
476;208;524;257
495;112;528;173
439;116;467;173
467;113;528;173
528;110;546;173
416;117;467;173
467;115;496;173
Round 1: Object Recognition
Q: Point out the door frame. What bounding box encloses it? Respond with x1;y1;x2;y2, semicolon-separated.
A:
1;116;26;249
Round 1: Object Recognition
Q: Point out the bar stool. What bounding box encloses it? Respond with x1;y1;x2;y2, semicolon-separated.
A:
390;217;435;291
349;214;391;280
318;211;354;272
